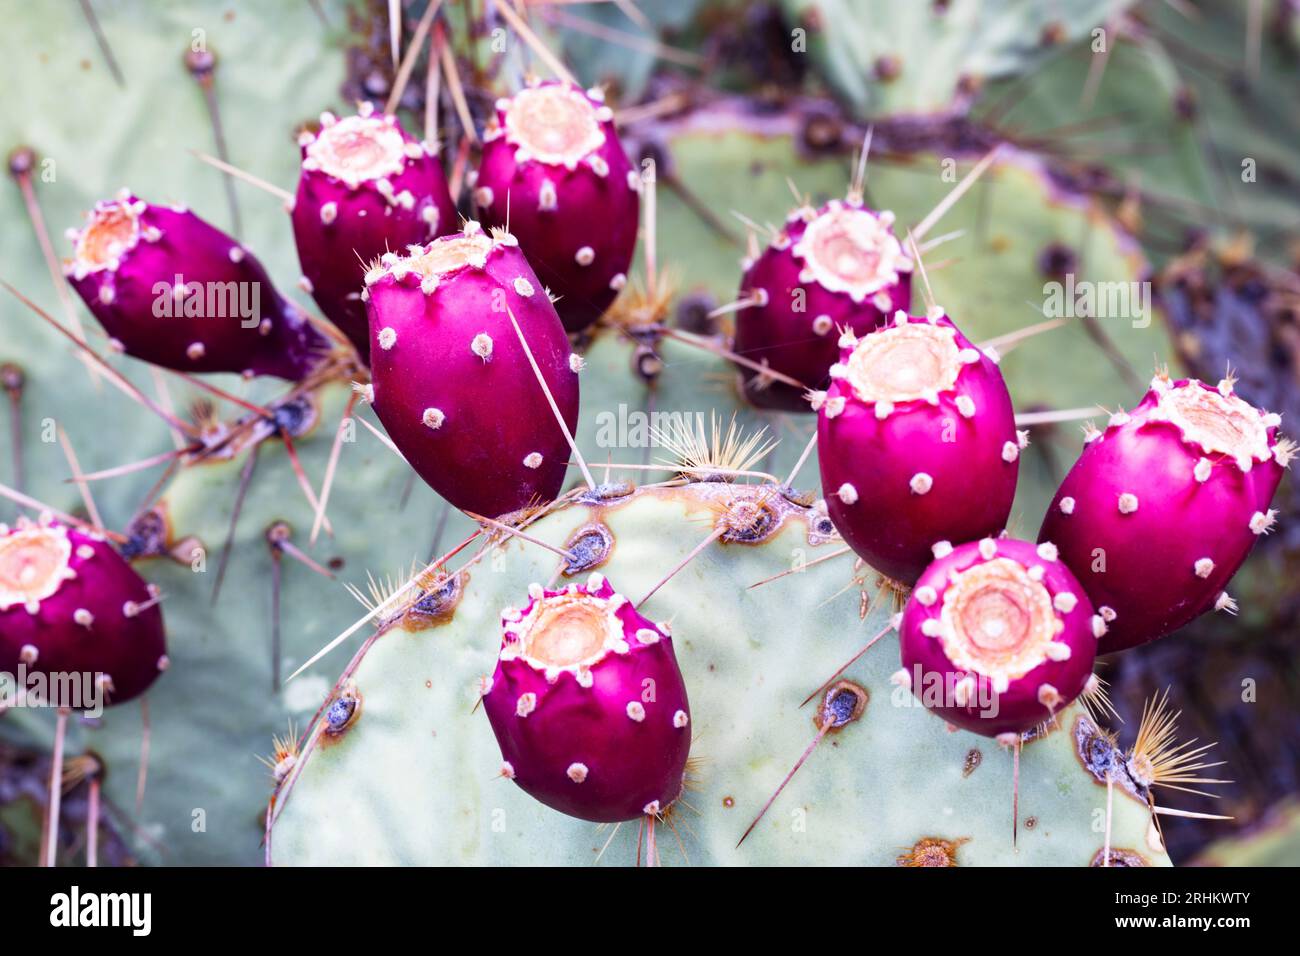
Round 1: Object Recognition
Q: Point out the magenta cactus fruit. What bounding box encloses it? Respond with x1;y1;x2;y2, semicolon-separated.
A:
364;222;580;518
65;191;328;380
734;199;912;410
815;310;1021;585
0;515;167;707
471;80;639;334
291;105;458;359
480;573;691;823
897;536;1099;738
1039;373;1292;654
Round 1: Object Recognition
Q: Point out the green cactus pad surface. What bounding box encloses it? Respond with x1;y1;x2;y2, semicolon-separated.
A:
271;481;1169;866
780;0;1137;119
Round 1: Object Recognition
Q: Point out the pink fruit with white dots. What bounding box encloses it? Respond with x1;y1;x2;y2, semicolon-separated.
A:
896;536;1099;738
733;198;912;411
1039;373;1292;653
364;223;580;518
472;80;639;334
481;573;691;823
65;192;328;381
291;105;458;359
815;309;1021;585
0;515;167;707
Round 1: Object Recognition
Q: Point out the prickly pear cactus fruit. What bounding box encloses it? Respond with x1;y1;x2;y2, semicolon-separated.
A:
66;193;329;380
483;574;691;823
1040;373;1292;653
898;536;1098;738
270;482;1168;866
0;515;167;707
734;199;912;410
816;311;1019;584
365;225;581;518
292;104;458;359
472;81;639;334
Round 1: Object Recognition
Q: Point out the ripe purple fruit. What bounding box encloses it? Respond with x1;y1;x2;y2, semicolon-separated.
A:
481;574;691;823
364;223;580;518
734;199;912;410
815;310;1020;585
292;105;458;359
1039;373;1292;653
65;192;329;380
472;81;639;334
897;537;1099;738
0;515;167;707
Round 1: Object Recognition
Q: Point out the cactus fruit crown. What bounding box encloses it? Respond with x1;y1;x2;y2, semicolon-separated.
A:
494;83;610;168
1146;373;1277;469
833;310;966;406
899;537;1096;737
67;194;142;278
301;106;414;189
0;519;76;611
502;577;638;679
788;200;911;303
930;556;1065;689
1082;370;1293;475
364;220;515;291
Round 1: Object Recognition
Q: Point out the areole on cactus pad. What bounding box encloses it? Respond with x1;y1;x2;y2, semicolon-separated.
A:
816;309;1020;585
64;192;330;381
0;515;167;707
472;80;640;334
292;104;458;360
732;197;912;411
1039;372;1293;653
364;222;581;519
482;573;691;823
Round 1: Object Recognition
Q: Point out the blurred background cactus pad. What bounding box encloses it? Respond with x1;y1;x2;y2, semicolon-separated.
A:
0;0;1297;869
